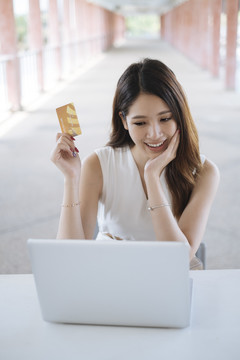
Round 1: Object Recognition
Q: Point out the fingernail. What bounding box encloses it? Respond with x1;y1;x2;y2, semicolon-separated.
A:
72;151;77;157
75;147;79;153
71;136;75;141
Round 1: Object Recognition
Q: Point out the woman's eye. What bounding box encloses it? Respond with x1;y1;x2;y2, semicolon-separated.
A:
134;122;145;126
161;117;172;122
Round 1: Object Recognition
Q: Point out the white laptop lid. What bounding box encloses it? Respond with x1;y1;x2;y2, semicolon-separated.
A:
28;239;191;328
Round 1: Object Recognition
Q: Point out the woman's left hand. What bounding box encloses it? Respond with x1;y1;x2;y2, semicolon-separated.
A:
144;129;180;179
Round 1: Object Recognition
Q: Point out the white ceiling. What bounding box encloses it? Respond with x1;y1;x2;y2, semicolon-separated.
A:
87;0;188;15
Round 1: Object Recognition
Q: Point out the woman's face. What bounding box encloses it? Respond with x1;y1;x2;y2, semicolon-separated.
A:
121;92;178;161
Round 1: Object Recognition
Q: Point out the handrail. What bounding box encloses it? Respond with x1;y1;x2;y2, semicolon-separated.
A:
0;33;119;114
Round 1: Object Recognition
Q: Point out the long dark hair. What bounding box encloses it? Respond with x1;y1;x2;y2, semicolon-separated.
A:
107;58;202;218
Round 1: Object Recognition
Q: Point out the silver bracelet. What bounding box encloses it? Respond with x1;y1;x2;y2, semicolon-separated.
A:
61;201;80;208
147;204;171;211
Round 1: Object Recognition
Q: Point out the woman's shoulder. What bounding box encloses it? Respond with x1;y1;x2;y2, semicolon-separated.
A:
82;146;125;170
202;157;220;179
82;151;102;178
188;157;220;208
196;157;220;192
82;147;111;168
94;145;129;156
94;145;130;164
83;146;131;173
94;145;112;156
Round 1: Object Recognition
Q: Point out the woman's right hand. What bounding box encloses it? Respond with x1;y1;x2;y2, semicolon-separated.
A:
50;133;81;180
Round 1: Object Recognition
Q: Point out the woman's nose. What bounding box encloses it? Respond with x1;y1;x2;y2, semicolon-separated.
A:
148;123;162;139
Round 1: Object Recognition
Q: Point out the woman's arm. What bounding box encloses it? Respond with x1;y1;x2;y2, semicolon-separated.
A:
144;131;220;259
177;159;220;258
51;133;102;239
51;133;84;239
56;176;84;239
79;153;103;239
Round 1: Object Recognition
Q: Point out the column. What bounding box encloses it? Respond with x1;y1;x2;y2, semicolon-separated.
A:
209;0;221;77
192;0;201;65
80;0;88;63
63;0;71;44
225;0;239;89
85;2;92;57
160;14;165;40
0;0;21;110
199;0;210;69
75;0;82;66
28;0;44;91
49;0;61;80
62;0;74;72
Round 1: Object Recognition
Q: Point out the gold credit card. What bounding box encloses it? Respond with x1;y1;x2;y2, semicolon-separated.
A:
56;102;82;136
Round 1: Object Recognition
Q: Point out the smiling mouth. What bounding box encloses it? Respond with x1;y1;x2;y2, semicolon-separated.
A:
145;140;167;148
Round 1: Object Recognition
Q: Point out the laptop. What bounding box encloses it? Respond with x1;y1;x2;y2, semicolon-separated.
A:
28;239;192;328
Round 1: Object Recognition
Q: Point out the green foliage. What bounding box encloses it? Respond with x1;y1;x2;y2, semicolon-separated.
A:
15;15;28;50
126;15;160;37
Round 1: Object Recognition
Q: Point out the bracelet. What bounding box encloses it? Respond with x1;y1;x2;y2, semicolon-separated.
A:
61;201;80;208
147;204;171;211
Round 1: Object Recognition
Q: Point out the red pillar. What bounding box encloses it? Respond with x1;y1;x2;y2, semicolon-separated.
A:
199;0;210;69
161;13;166;40
49;0;61;80
0;0;21;110
80;0;88;62
116;14;125;43
209;0;221;77
75;0;83;66
63;0;71;44
28;0;44;91
192;0;202;66
85;3;92;57
225;0;239;89
164;12;170;43
160;15;164;39
62;0;75;70
188;0;197;62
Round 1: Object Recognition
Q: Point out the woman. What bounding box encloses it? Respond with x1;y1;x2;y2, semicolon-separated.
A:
51;58;220;268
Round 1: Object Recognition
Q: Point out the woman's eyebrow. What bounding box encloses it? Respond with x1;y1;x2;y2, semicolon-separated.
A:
131;110;171;119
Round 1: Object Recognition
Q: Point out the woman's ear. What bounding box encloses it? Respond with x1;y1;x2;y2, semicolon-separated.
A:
119;112;128;130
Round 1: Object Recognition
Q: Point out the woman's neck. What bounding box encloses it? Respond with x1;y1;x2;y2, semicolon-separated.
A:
130;145;149;174
129;145;149;199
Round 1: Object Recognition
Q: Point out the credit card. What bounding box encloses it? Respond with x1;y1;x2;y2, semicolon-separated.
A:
56;102;82;136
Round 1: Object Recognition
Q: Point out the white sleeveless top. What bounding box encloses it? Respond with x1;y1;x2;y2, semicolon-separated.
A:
94;146;173;241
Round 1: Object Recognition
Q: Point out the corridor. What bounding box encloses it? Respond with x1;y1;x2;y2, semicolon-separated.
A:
0;37;239;273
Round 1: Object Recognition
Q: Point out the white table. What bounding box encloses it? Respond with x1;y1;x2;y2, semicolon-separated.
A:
1;270;240;360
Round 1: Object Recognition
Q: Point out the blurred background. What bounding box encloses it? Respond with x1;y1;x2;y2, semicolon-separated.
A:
0;0;239;273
